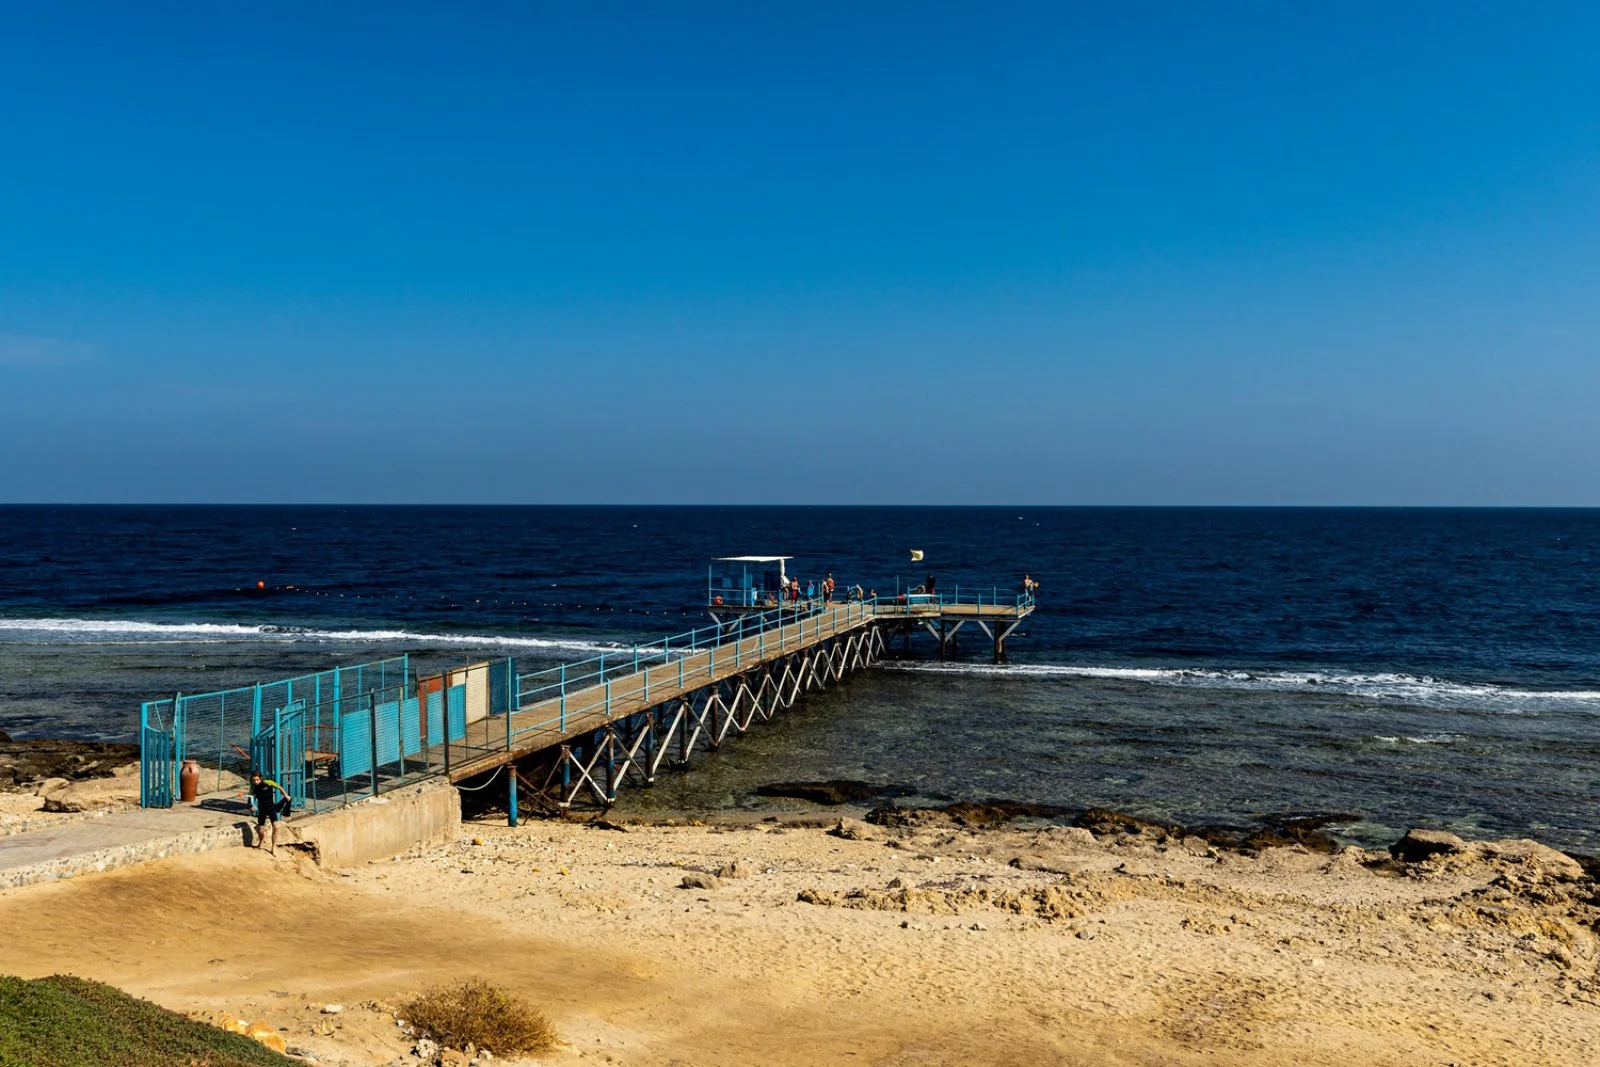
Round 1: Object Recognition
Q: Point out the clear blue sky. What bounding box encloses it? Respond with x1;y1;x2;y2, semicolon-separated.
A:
2;2;1596;504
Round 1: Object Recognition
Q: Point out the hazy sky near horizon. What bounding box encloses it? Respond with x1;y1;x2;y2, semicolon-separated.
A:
2;3;1597;505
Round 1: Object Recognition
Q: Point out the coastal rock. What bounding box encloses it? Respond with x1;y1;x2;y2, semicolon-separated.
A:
1042;826;1100;849
755;780;883;805
0;738;139;793
867;799;1075;830
1392;829;1468;863
247;1023;287;1054
680;872;721;891
1075;808;1178;839
945;800;1075;827
798;883;1088;922
36;763;141;812
1323;846;1369;873
716;859;756;880
829;818;881;842
1240;814;1353;854
1479;839;1587;883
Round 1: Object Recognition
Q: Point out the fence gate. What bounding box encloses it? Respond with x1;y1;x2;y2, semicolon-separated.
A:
250;699;307;812
139;723;175;808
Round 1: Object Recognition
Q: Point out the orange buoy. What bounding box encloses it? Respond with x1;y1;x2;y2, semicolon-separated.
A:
256;580;265;589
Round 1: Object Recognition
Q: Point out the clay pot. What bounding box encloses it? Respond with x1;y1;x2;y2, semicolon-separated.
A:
179;759;200;803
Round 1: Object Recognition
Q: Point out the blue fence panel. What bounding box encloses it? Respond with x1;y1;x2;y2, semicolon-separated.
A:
447;686;467;742
341;710;373;779
375;701;401;765
426;690;445;745
488;661;509;715
276;702;307;809
139;724;174;808
400;697;422;757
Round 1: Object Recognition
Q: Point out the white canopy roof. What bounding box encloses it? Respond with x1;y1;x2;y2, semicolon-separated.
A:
714;555;792;563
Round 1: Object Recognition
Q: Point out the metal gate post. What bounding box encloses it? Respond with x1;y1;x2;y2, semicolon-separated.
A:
369;694;379;797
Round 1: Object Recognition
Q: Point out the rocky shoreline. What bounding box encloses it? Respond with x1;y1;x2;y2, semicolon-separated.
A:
0;735;139;792
0;736;141;830
3;774;1599;1064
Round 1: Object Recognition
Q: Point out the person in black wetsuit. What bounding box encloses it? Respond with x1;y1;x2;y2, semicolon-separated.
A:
248;771;288;855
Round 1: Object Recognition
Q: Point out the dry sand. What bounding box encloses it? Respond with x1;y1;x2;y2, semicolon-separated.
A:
1;811;1596;1066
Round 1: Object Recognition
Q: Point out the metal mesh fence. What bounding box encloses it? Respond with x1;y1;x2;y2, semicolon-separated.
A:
141;656;417;811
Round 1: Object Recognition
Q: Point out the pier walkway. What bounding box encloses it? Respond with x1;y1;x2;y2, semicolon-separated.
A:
134;591;1034;820
449;599;879;787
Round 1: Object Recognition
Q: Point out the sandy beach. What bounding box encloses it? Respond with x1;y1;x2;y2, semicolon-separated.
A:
2;804;1596;1067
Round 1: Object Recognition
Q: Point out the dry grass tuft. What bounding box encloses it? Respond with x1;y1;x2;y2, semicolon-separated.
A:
402;978;557;1055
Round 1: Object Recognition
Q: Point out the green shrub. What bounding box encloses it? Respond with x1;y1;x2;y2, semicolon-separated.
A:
402;978;557;1055
0;974;295;1067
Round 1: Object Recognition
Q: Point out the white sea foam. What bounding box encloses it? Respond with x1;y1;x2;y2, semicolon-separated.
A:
884;661;1600;715
0;617;626;656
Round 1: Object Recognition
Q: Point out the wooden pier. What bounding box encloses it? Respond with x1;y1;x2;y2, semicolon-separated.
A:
439;593;1033;811
140;591;1035;818
450;601;882;808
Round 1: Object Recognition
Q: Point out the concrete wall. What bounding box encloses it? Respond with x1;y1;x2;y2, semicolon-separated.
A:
290;781;460;869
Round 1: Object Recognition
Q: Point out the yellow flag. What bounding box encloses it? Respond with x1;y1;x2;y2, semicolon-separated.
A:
909;549;924;562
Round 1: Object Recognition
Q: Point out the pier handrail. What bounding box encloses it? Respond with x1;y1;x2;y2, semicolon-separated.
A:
514;598;835;707
514;589;1035;708
864;589;1036;614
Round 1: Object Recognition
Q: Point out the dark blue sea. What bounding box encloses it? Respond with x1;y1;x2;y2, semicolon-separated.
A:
2;506;1597;852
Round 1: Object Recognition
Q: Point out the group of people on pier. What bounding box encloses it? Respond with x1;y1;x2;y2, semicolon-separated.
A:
770;571;841;605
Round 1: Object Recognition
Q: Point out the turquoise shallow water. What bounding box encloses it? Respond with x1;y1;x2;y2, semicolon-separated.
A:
1;506;1597;852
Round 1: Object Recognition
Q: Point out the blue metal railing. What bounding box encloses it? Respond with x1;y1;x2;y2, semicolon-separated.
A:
507;590;1033;742
514;598;838;720
871;587;1037;613
138;655;410;808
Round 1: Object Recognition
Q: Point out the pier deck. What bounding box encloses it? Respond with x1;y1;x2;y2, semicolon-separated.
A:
446;600;878;783
138;591;1035;818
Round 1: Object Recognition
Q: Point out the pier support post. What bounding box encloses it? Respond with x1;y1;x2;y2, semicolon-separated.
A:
644;709;656;783
604;728;618;804
679;700;691;766
508;766;519;827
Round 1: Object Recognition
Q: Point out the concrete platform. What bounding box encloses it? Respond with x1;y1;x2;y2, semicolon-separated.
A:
0;782;464;890
0;798;252;891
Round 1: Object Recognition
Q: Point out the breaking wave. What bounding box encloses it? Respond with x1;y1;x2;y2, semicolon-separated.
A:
0;616;629;656
884;661;1600;715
